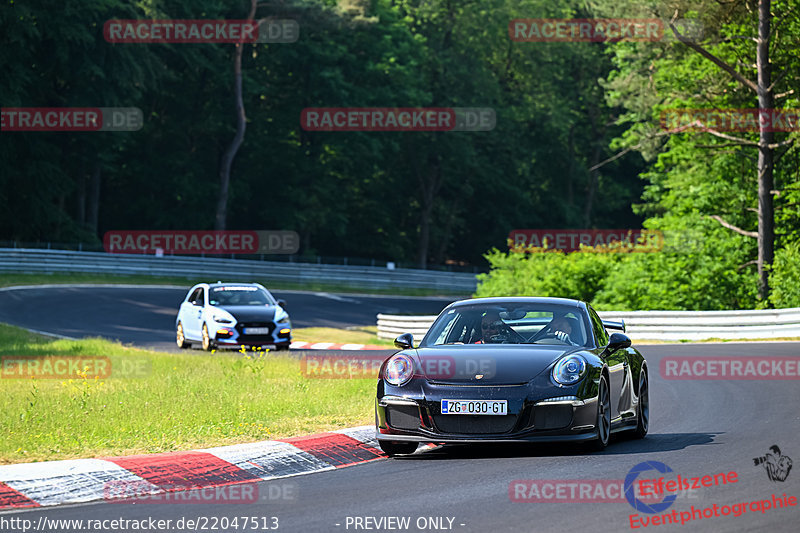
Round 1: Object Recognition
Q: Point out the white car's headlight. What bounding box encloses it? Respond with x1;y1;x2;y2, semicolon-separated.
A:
384;354;415;386
552;355;587;385
275;309;290;324
212;313;234;324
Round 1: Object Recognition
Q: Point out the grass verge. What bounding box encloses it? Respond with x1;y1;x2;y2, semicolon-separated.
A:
292;326;395;347
0;273;468;297
0;324;376;464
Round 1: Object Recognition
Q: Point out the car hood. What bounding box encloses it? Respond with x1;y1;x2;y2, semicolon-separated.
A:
216;305;278;322
413;344;581;385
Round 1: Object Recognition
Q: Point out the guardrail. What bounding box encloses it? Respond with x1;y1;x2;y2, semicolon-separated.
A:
377;314;439;340
377;308;800;341
0;249;478;293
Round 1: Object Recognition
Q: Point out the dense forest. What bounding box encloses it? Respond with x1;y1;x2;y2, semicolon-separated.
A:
2;0;799;308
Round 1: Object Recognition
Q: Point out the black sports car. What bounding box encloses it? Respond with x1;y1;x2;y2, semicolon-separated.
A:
375;297;648;456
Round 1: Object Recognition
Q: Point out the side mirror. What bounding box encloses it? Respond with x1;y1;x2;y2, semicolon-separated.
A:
192;299;202;306
394;333;415;350
606;332;632;352
277;299;287;308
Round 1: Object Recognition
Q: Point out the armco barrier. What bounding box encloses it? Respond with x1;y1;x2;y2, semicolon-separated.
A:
377;308;800;341
0;249;477;293
377;314;438;340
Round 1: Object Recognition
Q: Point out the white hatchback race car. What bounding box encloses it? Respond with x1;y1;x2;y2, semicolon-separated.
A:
175;282;291;351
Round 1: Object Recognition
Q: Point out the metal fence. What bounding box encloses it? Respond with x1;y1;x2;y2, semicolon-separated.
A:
377;308;800;341
0;241;484;273
0;249;478;293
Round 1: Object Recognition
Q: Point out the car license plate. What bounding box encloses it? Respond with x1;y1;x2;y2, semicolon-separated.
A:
441;399;507;415
244;327;271;335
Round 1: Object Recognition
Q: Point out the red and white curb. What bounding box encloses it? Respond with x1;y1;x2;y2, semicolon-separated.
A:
0;426;402;510
290;341;390;351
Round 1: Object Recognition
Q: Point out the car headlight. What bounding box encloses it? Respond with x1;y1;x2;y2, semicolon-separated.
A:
275;309;290;324
552;355;587;385
384;354;415;386
212;314;234;324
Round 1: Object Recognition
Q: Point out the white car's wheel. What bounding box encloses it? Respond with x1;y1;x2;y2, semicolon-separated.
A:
201;323;213;351
176;322;190;349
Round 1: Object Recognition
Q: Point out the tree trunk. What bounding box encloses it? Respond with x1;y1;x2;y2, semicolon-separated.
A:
583;107;602;227
756;0;775;301
88;161;101;234
433;208;457;265
417;203;433;269
583;144;601;228
76;171;86;226
414;153;442;269
215;0;257;231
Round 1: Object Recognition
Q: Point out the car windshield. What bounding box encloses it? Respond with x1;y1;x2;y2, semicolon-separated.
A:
208;286;274;306
421;303;589;347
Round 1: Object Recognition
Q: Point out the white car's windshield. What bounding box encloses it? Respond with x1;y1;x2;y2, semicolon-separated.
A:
208;286;274;306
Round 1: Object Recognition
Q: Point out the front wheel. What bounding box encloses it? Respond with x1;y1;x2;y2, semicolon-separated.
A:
201;323;213;351
176;322;189;349
588;374;611;452
379;440;419;457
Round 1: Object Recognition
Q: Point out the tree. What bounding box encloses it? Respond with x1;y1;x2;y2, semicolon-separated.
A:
215;0;257;231
598;0;799;304
665;0;795;299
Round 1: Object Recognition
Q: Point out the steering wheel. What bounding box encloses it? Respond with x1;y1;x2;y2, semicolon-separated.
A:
529;323;557;343
484;323;526;344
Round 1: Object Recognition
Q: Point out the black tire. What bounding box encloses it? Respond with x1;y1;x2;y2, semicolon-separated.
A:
275;343;290;351
632;369;649;439
379;440;419;457
589;374;611;452
176;322;190;349
201;323;213;352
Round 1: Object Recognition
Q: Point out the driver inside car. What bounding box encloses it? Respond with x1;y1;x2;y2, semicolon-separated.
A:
475;311;507;343
548;314;579;346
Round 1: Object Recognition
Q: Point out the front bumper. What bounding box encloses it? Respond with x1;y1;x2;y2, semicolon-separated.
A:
375;392;599;444
213;321;291;348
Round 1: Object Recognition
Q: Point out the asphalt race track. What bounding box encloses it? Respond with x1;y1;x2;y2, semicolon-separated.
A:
3;342;799;532
1;286;799;532
0;285;453;352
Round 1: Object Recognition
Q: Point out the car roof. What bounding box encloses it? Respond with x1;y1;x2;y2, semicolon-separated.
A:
446;296;586;309
207;282;267;289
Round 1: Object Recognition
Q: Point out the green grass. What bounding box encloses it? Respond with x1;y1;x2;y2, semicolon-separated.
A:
0;272;469;297
0;324;377;464
293;326;395;347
